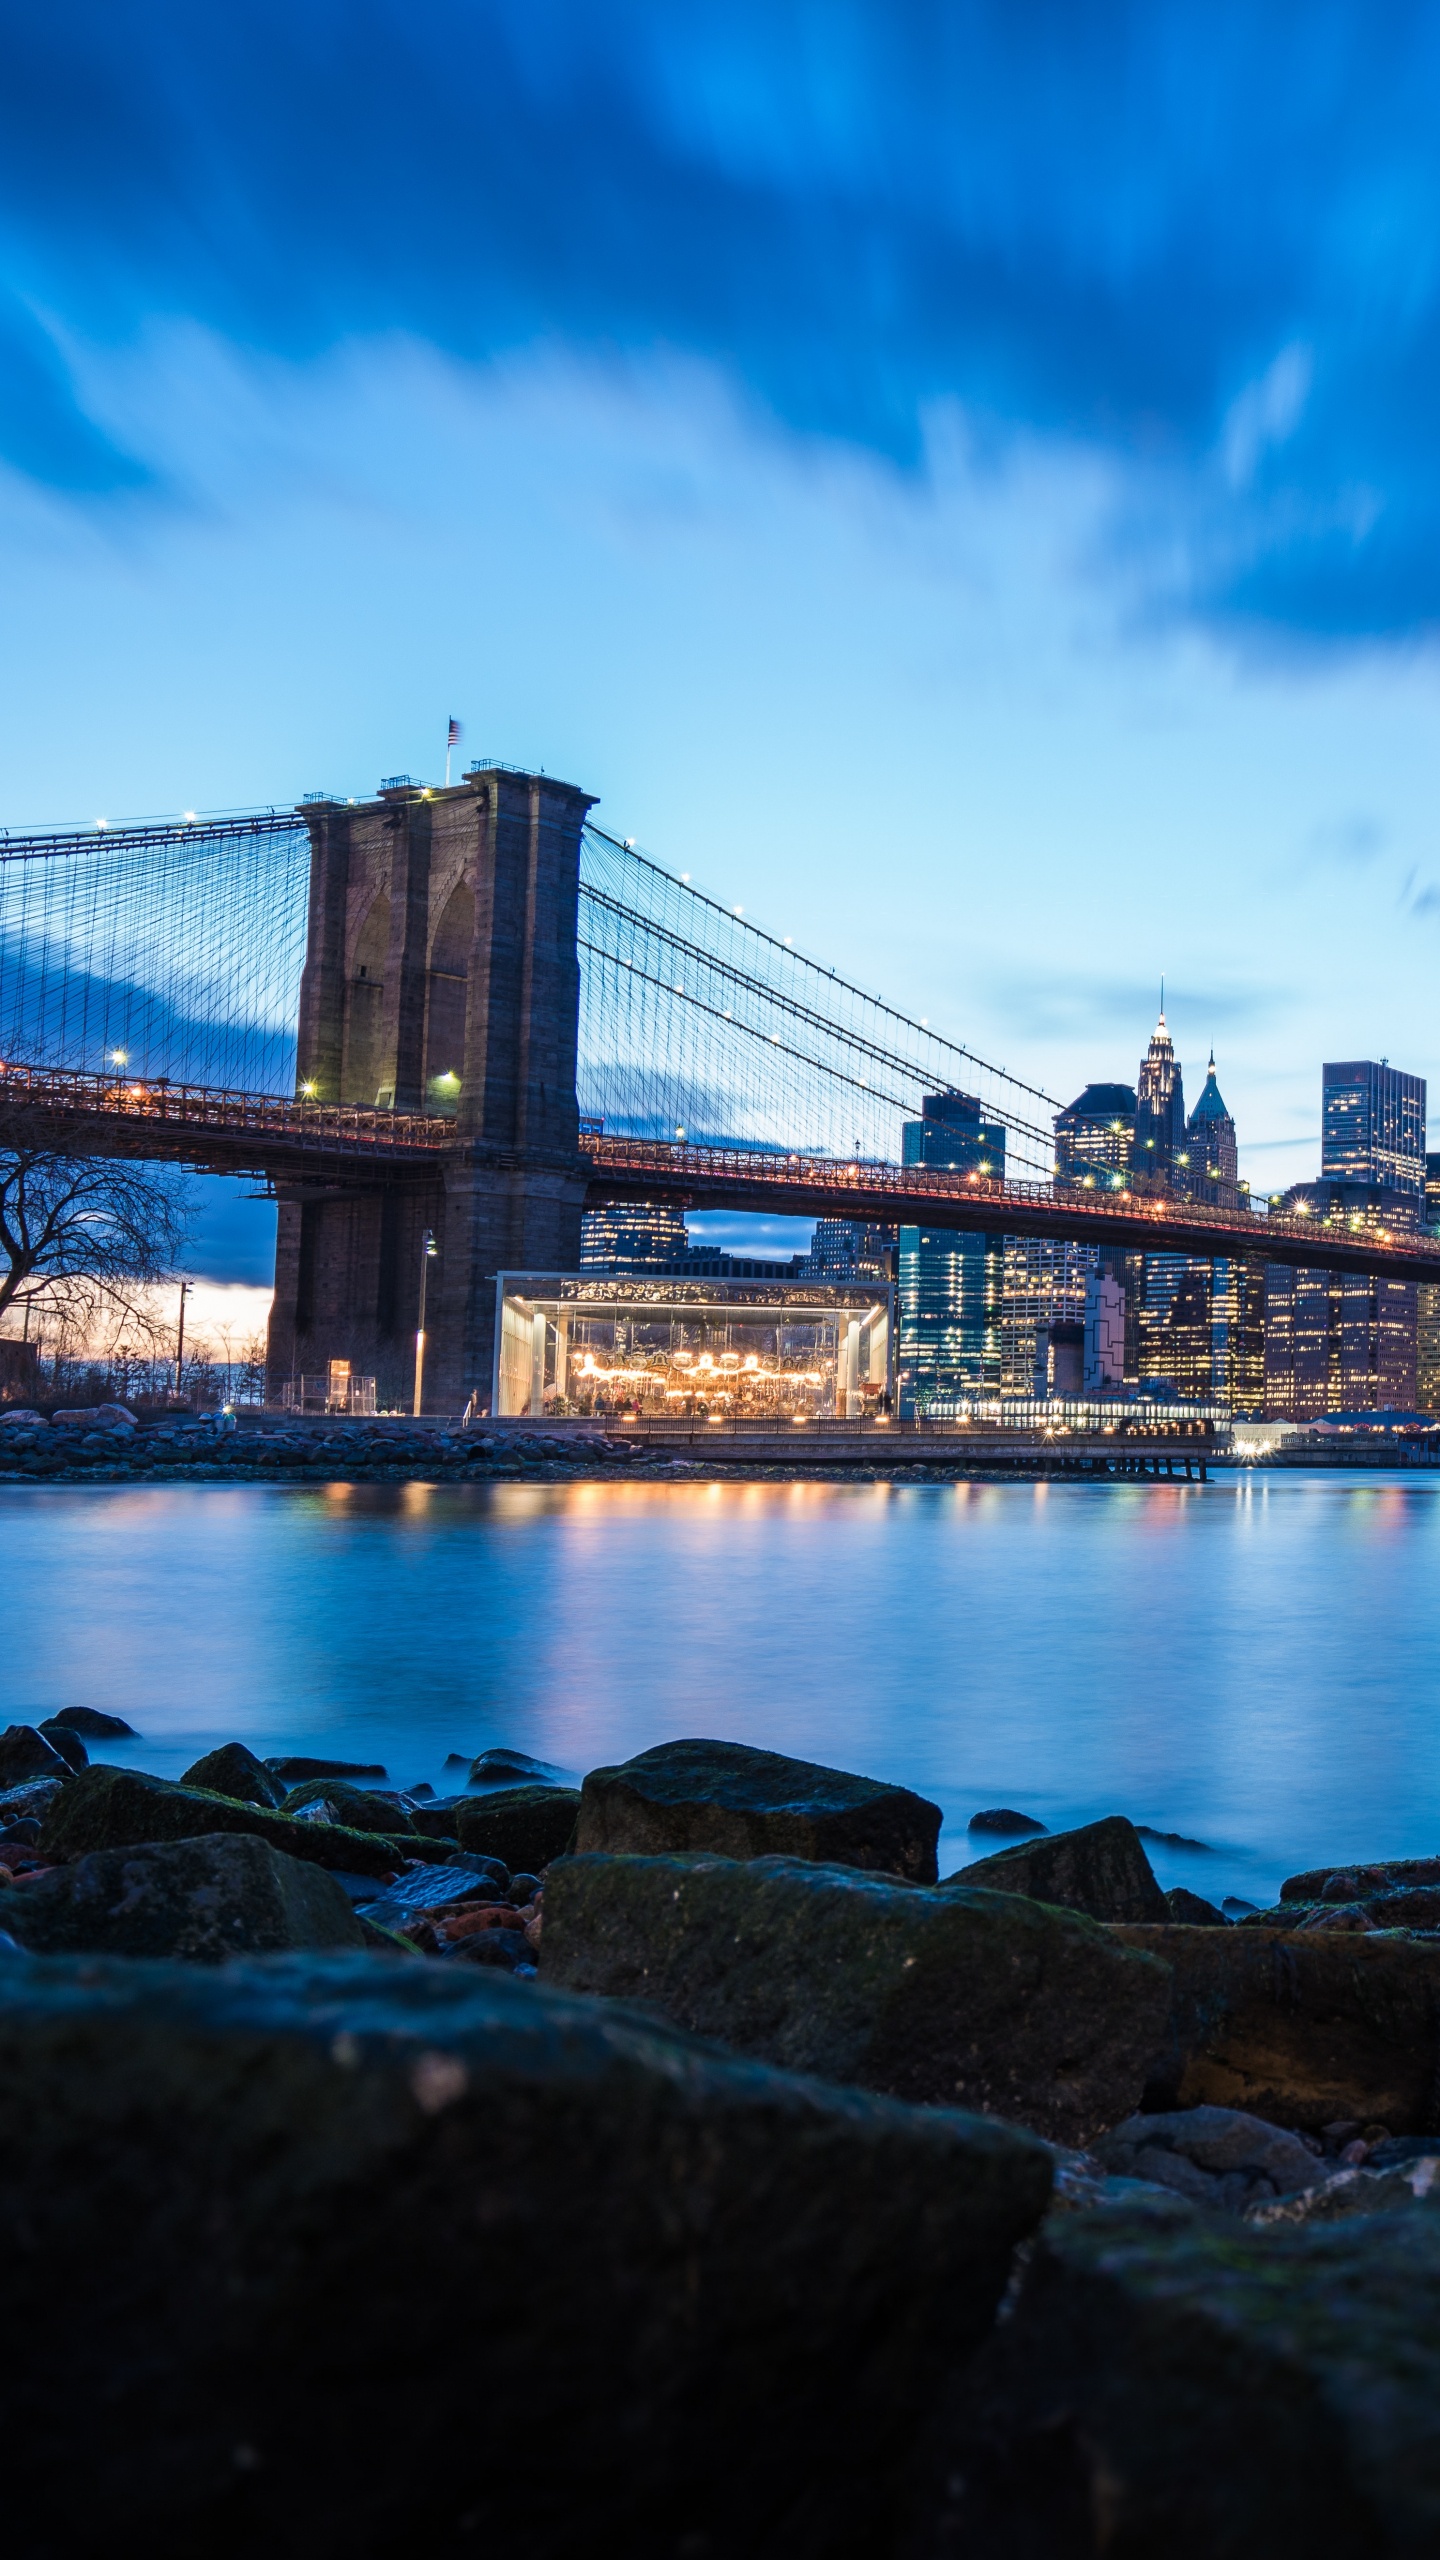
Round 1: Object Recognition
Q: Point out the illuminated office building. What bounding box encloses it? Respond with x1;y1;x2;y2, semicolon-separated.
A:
999;1235;1098;1396
1421;1152;1440;1417
1053;1083;1136;1188
1184;1054;1239;1196
1264;1181;1419;1416
1133;1015;1186;1179
1322;1061;1425;1201
897;1092;1005;1412
800;1219;897;1284
580;1199;688;1271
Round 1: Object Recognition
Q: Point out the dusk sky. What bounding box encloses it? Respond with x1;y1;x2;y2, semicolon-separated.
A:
5;2;1440;1287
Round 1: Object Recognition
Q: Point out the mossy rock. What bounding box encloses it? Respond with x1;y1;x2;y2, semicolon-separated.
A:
0;1953;1051;2551
1;1833;364;1960
960;1815;1169;1924
181;1742;286;1808
542;1850;1173;2149
454;1786;580;1871
281;1778;415;1835
576;1739;942;1883
37;1766;402;1879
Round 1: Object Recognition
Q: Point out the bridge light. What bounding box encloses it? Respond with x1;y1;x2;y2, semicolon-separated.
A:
784;937;793;947
680;872;690;883
109;1048;127;1065
733;906;744;917
623;838;635;850
95;819;107;830
675;1126;686;1138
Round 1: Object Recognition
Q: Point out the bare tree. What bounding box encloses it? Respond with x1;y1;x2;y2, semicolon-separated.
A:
0;1114;193;1350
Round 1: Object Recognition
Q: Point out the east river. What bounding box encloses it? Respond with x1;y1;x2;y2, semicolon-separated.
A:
2;1471;1435;1907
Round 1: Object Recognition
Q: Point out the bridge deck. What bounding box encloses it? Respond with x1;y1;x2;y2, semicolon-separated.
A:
3;1065;1439;1283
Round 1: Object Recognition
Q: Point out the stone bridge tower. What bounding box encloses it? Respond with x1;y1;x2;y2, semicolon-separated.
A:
266;765;597;1413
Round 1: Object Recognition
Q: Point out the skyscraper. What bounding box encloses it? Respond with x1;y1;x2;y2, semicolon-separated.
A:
799;1219;897;1284
896;1092;1005;1411
1133;1014;1186;1180
1263;1061;1427;1417
1419;1152;1440;1418
1184;1053;1239;1194
1053;1083;1136;1188
579;1199;689;1271
1322;1061;1425;1200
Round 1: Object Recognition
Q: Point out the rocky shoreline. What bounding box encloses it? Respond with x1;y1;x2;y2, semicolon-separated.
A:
4;1723;1440;2552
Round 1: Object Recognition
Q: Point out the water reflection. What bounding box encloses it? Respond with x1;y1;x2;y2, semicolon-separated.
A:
2;1472;1437;1907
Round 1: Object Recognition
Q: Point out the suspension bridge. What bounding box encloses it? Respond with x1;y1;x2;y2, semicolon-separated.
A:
2;765;1436;1408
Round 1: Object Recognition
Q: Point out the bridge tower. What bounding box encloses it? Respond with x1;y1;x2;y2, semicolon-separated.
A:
266;765;597;1412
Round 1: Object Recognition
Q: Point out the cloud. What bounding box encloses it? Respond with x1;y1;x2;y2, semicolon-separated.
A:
990;971;1282;1052
1303;813;1389;868
5;4;1440;632
1222;346;1313;491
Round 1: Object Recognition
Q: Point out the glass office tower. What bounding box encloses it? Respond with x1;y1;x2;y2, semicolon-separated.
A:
897;1092;1005;1413
1322;1061;1426;1200
1053;1083;1136;1188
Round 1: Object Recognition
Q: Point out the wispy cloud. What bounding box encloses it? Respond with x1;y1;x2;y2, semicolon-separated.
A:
5;5;1440;636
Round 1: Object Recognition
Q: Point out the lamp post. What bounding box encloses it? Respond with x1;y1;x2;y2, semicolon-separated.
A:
413;1229;438;1416
174;1279;191;1399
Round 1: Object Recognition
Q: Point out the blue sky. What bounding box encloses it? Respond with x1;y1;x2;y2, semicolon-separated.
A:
4;1;1440;1280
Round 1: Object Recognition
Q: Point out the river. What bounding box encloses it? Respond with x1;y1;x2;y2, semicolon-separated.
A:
3;1470;1436;1907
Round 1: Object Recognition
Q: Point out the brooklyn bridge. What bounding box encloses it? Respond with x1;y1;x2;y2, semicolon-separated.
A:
2;764;1435;1409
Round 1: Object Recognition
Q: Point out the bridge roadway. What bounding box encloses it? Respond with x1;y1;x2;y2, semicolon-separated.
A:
4;1063;1440;1286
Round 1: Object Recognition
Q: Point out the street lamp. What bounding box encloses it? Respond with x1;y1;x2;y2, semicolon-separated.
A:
174;1280;191;1398
413;1228;438;1416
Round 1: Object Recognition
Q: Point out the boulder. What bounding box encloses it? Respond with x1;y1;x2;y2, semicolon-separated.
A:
469;1747;570;1789
281;1778;415;1835
1247;2160;1440;2228
51;1403;136;1433
0;1776;66;1826
449;1925;534;1971
1111;1919;1440;2131
357;1858;510;1931
454;1786;579;1871
541;1852;1173;2148
0;1835;365;1960
1264;1882;1440;1933
1093;2105;1323;2212
408;1795;468;1841
968;1808;1047;1837
0;1952;1051;2554
920;2203;1440;2556
959;1815;1169;1924
576;1738;943;1883
38;1766;402;1879
1282;1855;1440;1903
1165;1887;1229;1926
264;1755;387;1782
181;1743;287;1807
35;1722;86;1773
0;1724;72;1787
46;1706;138;1738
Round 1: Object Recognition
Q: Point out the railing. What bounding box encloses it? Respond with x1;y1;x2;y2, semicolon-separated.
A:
0;1062;453;1153
583;1134;1440;1275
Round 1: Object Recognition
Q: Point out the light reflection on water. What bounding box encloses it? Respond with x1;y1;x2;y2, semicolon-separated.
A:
1;1470;1435;1906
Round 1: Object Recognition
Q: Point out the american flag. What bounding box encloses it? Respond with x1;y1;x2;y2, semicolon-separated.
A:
447;717;462;746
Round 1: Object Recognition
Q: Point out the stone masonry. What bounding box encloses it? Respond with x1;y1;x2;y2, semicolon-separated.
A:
266;767;597;1412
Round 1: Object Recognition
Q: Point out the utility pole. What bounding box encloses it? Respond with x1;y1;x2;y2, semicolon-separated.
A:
413;1229;438;1416
175;1280;191;1399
